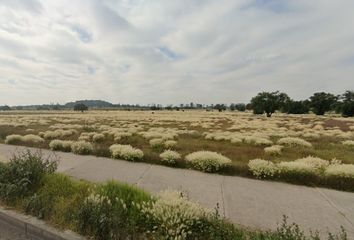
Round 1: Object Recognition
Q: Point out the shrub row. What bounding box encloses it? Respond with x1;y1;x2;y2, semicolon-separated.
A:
49;140;94;155
248;157;354;191
4;134;353;192
5;134;45;145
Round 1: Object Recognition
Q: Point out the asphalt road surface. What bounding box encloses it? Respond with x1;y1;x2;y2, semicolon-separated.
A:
0;220;31;240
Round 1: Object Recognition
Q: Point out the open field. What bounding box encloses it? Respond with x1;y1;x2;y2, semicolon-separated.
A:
0;110;354;190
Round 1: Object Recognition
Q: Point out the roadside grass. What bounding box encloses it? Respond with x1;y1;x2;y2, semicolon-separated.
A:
0;150;349;240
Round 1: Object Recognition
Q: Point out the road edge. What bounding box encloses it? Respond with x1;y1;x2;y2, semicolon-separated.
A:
0;207;85;240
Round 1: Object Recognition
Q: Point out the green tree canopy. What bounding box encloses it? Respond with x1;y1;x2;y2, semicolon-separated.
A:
250;91;290;117
340;91;354;117
309;92;337;115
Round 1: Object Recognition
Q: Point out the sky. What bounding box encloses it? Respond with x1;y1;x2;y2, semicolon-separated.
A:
0;0;353;106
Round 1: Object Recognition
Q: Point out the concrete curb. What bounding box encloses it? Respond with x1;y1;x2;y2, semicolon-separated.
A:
0;207;85;240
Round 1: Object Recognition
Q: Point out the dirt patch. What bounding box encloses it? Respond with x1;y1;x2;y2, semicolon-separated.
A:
323;119;350;131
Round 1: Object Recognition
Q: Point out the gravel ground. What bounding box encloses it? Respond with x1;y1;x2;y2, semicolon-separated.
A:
0;220;31;240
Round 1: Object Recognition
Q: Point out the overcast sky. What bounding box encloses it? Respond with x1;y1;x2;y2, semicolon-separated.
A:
0;0;353;106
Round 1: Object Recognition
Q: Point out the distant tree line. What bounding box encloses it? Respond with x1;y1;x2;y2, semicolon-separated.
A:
249;90;354;117
1;91;353;117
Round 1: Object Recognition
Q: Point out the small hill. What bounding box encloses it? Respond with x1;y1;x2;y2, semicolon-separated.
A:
65;100;114;108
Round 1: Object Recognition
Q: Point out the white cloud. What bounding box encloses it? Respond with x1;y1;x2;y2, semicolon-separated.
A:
0;0;353;105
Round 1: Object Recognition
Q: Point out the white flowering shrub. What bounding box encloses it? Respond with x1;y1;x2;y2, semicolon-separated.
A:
109;144;144;161
22;134;45;144
248;159;278;178
78;132;96;142
112;131;132;141
139;128;177;140
42;129;76;140
342;140;354;146
5;134;44;144
295;156;329;172
244;136;273;146
325;164;354;178
141;190;210;240
149;138;164;148
92;133;105;143
160;150;181;165
164;140;177;149
278;161;317;175
230;137;242;144
49;140;73;152
5;134;23;144
264;145;283;155
277;137;312;148
185;151;231;172
71;141;94;155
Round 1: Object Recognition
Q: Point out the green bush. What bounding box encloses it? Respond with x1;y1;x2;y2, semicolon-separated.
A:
76;181;152;240
24;174;89;221
0;151;57;202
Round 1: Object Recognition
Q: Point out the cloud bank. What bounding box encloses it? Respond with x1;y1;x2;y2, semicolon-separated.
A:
0;0;353;105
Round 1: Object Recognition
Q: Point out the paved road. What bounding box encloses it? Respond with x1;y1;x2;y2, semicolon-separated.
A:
0;144;353;238
0;219;30;240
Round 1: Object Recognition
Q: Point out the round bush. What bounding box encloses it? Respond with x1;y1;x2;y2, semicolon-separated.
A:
49;140;73;152
164;140;178;149
5;134;23;144
92;133;105;143
248;159;278;179
160;150;181;165
109;144;144;161
71;141;94;155
185;151;231;173
149;138;164;148
264;145;283;156
277;137;312;148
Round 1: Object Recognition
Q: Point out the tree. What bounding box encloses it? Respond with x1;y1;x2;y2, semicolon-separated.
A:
286;100;310;114
309;92;337;115
229;103;236;111
165;105;173;110
0;105;11;111
214;104;226;112
74;103;88;112
277;93;292;113
340;90;354;117
235;103;246;112
250;91;290;117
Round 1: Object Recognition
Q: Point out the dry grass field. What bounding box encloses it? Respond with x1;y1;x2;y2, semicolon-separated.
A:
0;110;353;190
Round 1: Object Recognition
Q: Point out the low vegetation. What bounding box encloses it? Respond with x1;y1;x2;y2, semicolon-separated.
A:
159;150;181;165
109;144;144;161
0;151;348;240
71;141;94;155
185;151;232;172
248;157;354;191
0;110;354;191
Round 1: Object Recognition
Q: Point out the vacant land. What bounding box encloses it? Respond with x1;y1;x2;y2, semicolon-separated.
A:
0;110;353;190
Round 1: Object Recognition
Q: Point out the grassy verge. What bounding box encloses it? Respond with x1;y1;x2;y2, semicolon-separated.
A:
0;150;349;240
